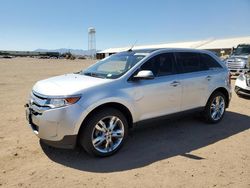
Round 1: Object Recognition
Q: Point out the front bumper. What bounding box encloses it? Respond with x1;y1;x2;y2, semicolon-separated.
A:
25;102;83;149
235;86;250;97
41;135;77;149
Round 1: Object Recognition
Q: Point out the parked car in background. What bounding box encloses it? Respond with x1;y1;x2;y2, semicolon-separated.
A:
235;70;250;97
225;44;250;75
25;48;231;157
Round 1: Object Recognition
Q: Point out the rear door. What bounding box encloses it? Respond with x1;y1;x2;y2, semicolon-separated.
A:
199;53;224;100
174;52;209;111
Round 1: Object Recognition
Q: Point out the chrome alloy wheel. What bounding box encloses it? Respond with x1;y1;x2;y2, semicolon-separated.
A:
210;96;225;121
91;116;124;153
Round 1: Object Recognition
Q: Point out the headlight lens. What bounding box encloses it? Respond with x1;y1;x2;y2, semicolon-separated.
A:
238;73;245;81
46;96;81;108
238;58;247;65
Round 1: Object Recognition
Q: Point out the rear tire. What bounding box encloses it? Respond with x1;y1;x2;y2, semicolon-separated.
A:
203;92;226;123
79;108;128;157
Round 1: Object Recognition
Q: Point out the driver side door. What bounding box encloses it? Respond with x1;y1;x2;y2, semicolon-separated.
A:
130;52;182;121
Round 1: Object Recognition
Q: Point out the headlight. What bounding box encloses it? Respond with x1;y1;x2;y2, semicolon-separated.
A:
237;58;248;66
238;73;245;81
46;96;81;108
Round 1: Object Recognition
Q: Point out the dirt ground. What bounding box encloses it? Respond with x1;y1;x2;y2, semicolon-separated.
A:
0;57;249;188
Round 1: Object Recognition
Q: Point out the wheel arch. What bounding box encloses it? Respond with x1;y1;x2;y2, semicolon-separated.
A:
208;87;230;108
77;102;134;138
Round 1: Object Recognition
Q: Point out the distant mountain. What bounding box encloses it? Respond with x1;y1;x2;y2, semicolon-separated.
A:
34;48;100;56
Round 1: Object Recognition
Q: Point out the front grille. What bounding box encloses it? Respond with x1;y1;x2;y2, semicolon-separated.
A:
28;93;50;115
226;56;248;69
227;62;245;69
31;92;48;107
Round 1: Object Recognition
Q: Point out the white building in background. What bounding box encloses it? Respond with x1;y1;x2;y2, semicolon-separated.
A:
96;36;250;59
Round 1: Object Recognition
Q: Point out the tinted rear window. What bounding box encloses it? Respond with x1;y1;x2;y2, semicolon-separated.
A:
200;53;222;69
175;52;207;73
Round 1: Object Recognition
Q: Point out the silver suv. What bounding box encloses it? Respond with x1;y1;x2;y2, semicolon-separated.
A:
25;48;231;157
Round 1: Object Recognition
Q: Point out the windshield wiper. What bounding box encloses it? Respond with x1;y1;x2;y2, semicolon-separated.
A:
73;70;81;74
83;72;105;78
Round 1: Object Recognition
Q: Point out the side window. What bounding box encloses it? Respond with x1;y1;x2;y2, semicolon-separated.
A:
200;53;222;69
175;52;207;73
140;53;176;77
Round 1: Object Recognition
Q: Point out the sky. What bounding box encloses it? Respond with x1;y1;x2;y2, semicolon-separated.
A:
0;0;250;51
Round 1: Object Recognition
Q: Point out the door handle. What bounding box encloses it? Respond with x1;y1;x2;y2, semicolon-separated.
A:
206;76;212;81
170;81;180;87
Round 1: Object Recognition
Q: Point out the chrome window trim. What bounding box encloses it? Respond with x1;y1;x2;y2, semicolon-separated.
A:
32;90;82;99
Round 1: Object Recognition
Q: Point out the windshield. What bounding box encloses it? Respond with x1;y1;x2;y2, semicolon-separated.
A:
81;52;146;79
233;45;250;55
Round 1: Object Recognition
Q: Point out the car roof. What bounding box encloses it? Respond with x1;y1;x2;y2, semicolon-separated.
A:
119;48;212;55
116;49;159;55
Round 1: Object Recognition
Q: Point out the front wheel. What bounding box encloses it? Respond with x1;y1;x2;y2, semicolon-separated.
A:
79;108;128;157
204;92;226;123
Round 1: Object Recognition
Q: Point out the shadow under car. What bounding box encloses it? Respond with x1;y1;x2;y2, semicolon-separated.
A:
40;111;250;173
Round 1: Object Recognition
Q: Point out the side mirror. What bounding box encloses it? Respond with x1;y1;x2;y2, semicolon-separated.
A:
133;70;154;80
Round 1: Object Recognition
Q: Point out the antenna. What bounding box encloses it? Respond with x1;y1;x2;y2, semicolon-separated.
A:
128;40;138;52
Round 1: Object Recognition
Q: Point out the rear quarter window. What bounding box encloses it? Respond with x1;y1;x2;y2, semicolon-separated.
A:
200;53;222;69
175;52;207;73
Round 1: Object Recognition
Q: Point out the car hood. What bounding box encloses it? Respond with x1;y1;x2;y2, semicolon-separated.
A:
33;73;112;96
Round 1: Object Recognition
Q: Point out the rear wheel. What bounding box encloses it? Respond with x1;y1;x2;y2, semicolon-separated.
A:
204;92;226;123
79;108;128;157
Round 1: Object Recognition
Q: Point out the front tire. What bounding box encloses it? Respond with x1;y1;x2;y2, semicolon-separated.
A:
79;108;128;157
204;92;226;123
